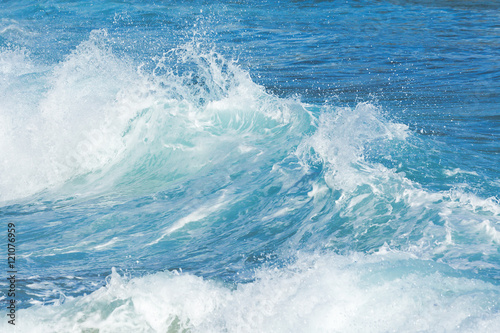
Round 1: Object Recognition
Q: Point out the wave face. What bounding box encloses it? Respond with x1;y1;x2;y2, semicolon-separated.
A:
1;1;499;332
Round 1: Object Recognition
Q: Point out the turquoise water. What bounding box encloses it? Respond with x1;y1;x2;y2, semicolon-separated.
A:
1;1;499;332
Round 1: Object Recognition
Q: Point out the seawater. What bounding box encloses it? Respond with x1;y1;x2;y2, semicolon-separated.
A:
0;1;499;332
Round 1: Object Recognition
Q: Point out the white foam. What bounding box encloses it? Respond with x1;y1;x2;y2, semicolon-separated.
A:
296;102;409;191
0;33;311;203
0;31;143;202
6;253;499;333
147;191;230;246
0;45;33;75
291;101;500;269
444;168;479;177
93;237;120;251
307;182;329;199
478;220;500;244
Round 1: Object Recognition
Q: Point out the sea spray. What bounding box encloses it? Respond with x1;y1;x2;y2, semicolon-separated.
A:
1;1;499;332
6;253;499;332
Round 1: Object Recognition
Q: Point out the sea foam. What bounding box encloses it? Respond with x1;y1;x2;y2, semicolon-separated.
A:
6;253;499;333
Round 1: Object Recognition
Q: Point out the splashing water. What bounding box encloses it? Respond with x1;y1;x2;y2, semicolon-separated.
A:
1;1;499;332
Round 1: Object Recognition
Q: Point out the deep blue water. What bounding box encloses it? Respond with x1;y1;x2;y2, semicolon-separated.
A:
1;1;499;332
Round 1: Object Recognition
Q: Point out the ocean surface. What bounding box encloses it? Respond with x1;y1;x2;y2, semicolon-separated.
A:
1;0;499;332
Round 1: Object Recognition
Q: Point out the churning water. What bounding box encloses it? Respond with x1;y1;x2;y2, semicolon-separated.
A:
0;1;499;332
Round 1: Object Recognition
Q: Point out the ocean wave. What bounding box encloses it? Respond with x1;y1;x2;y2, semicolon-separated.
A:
6;252;499;333
1;28;499;328
0;30;311;203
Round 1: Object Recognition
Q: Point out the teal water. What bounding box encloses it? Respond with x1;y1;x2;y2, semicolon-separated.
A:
0;1;499;332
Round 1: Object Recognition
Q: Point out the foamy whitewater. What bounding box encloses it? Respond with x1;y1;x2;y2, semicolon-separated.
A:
0;1;499;332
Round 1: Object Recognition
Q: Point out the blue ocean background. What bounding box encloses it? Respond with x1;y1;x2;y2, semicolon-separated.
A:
0;0;499;332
